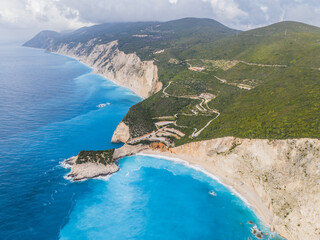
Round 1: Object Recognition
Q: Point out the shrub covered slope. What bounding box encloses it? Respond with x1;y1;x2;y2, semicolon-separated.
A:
25;19;320;146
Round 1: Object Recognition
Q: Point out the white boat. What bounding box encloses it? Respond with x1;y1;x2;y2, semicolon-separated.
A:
97;102;111;108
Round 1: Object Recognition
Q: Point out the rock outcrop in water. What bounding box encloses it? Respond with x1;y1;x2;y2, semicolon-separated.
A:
65;149;119;181
64;144;149;181
66;156;119;181
50;40;160;98
168;137;320;240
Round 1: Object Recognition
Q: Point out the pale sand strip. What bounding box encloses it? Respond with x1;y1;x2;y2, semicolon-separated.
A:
138;149;274;230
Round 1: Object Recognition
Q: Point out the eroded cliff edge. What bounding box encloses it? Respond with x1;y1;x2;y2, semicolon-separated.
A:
49;40;161;99
162;137;320;240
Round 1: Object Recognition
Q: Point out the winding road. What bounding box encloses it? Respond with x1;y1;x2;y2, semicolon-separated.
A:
161;81;221;138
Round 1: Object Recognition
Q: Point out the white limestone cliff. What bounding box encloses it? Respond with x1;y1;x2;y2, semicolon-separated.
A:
51;40;160;99
65;156;119;181
111;122;130;143
167;137;320;240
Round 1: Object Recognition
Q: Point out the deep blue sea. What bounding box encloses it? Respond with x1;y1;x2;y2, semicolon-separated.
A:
0;45;284;240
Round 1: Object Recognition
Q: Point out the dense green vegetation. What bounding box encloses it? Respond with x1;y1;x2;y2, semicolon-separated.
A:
123;104;156;138
180;21;320;66
118;18;239;60
77;149;115;165
204;68;320;140
25;18;320;146
123;20;320;145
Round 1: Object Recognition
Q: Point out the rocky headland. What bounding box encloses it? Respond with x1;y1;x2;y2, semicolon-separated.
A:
64;144;149;181
65;155;119;181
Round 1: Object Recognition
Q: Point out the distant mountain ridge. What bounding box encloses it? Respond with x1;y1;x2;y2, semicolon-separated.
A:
24;17;239;59
24;17;238;98
24;30;61;49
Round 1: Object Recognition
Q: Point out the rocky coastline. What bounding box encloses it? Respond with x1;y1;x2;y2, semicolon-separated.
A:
144;137;320;240
49;40;161;99
47;40;320;240
64;155;119;181
23;20;320;240
63;144;149;181
64;137;320;240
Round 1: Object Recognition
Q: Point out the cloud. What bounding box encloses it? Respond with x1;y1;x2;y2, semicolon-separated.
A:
169;0;179;4
1;0;320;42
0;0;92;30
202;0;247;20
0;0;94;42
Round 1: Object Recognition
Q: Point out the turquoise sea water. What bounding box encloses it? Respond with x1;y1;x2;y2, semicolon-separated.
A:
0;45;284;240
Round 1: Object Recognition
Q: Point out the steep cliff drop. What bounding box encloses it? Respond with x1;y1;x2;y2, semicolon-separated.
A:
51;40;160;99
165;137;320;240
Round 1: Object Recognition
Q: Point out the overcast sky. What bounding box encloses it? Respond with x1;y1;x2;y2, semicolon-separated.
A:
1;0;320;43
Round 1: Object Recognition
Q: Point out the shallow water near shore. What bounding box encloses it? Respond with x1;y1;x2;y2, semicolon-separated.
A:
60;155;284;240
0;45;284;240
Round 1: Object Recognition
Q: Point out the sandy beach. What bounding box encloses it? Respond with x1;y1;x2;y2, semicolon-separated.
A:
138;149;274;230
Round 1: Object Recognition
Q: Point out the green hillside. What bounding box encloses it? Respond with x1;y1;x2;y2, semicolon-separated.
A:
24;19;320;146
123;21;320;146
181;21;320;66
